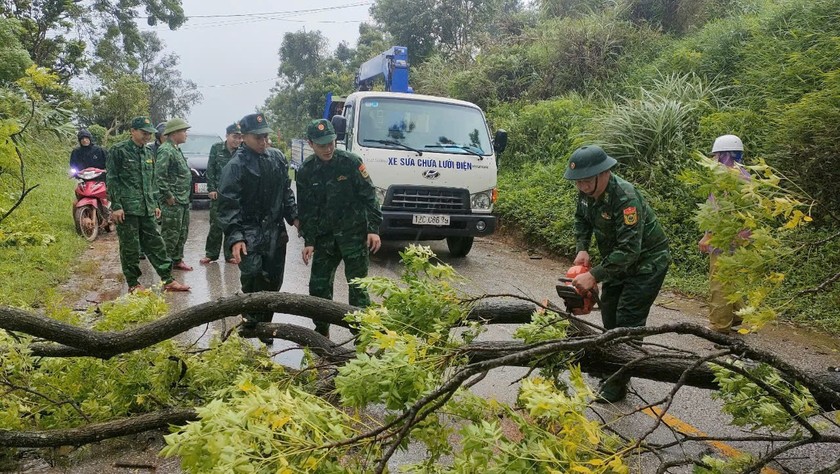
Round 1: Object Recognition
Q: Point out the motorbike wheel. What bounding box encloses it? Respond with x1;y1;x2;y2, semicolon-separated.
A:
74;205;99;241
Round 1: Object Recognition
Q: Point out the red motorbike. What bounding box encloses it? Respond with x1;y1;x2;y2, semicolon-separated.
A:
72;167;112;241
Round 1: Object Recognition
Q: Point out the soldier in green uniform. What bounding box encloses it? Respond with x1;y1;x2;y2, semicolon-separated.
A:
200;122;242;264
156;118;194;271
218;113;299;344
564;145;670;402
106;116;190;293
151;122;166;156
298;119;383;338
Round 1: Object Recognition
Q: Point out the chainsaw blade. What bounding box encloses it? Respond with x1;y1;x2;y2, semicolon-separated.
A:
555;284;585;312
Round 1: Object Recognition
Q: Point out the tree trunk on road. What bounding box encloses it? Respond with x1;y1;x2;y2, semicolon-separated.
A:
1;292;839;448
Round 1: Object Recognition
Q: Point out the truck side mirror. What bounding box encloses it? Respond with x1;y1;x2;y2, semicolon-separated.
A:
493;129;508;156
331;115;347;142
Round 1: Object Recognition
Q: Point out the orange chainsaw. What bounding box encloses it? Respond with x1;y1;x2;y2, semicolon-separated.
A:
556;265;598;315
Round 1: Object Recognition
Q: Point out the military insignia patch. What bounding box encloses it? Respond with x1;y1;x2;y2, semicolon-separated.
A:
623;206;638;225
569;162;576;169
144;118;150;124
337;175;347;181
358;163;369;179
256;115;263;122
317;123;325;131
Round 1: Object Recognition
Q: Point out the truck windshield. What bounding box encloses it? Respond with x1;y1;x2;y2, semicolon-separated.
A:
357;97;492;156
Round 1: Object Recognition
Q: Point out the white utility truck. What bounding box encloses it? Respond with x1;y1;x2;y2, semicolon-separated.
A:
324;46;507;257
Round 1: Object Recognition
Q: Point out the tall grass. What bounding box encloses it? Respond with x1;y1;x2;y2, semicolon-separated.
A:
0;133;87;307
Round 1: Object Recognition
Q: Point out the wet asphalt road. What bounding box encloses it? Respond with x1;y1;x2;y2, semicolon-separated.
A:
134;206;840;472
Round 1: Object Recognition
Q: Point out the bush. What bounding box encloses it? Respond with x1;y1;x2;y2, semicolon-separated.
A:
0;133;86;307
620;0;747;34
597;73;726;188
495;161;579;255
489;95;595;170
767;69;840;214
777;228;840;332
448;46;536;109
525;13;662;98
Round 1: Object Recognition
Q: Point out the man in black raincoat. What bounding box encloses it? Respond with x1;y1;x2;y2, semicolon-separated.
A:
70;129;107;180
217;113;299;344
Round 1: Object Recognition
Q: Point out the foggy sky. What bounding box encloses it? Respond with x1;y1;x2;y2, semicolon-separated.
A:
148;0;371;138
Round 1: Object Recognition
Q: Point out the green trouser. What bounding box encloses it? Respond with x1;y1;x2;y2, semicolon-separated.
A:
204;199;232;261
116;214;173;287
239;241;288;326
160;203;190;262
598;255;669;397
309;232;370;336
708;253;743;332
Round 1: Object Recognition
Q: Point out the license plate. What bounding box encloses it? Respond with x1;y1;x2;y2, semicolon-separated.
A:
412;214;450;226
195;182;208;194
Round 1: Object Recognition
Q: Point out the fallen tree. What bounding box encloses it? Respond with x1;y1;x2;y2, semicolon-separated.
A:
1;247;839;473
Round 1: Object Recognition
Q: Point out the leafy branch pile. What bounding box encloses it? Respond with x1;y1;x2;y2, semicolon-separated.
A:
1;246;839;472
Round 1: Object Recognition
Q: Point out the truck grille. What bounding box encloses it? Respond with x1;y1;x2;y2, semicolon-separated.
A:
383;186;469;213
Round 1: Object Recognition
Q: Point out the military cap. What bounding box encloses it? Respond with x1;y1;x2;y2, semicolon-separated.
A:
130;116;157;133
163;118;191;136
155;122;166;137
563;145;617;180
225;122;242;135
306;119;336;145
239;113;272;135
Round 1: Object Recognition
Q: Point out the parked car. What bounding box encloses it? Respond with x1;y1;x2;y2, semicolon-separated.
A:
180;133;222;207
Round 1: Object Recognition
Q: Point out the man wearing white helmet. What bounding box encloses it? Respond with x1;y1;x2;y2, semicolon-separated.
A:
698;134;750;333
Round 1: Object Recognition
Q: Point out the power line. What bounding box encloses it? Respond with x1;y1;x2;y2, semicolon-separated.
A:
197;77;280;89
143;2;371;31
183;2;371;19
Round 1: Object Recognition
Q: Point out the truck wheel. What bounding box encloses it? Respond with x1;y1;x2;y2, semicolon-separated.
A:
446;236;474;258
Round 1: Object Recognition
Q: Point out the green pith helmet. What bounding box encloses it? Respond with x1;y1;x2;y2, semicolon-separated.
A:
163;118;191;136
563;145;618;180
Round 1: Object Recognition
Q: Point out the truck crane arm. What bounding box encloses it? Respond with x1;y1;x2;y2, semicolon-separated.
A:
356;46;412;93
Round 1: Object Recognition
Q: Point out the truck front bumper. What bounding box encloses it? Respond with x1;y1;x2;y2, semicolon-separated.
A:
379;211;497;240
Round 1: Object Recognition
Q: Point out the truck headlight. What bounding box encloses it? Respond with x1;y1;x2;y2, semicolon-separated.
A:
470;190;493;210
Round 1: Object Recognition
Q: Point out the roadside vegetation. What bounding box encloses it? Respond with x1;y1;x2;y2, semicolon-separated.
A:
264;0;840;333
2;1;840;473
0;2;201;308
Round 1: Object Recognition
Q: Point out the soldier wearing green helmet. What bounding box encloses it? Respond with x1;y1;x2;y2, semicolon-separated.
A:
564;145;670;403
201;122;243;264
106;116;190;293
156;117;194;271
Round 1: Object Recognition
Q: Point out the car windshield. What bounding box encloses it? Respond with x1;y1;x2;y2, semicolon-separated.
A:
180;134;220;155
357;97;492;155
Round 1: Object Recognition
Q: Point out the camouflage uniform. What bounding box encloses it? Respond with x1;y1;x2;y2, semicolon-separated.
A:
567;145;670;402
156;140;192;263
106;120;174;288
217;114;298;327
204;138;236;261
574;174;670;329
297;121;382;336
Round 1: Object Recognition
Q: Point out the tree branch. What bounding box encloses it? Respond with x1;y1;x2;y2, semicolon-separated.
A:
0;408;196;447
797;270;840;296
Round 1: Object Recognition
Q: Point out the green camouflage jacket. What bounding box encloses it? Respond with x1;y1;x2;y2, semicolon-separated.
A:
206;141;236;193
155;141;192;205
574;174;669;283
297;149;382;247
217;145;298;253
106;139;159;216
